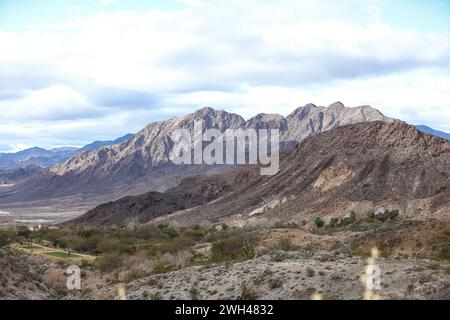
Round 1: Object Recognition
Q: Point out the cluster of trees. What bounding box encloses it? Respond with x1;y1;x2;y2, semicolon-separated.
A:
315;209;400;229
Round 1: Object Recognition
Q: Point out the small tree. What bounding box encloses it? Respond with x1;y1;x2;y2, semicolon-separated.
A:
315;217;325;229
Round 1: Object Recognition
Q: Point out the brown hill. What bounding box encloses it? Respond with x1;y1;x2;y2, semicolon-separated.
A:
70;121;450;227
68;170;251;226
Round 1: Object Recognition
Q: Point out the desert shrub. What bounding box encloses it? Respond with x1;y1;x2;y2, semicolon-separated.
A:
147;279;160;287
77;228;103;239
375;210;400;222
124;269;148;283
180;226;206;242
315;217;325;229
428;228;450;261
268;277;283;289
151;262;179;275
151;291;163;300
135;224;178;241
273;222;299;229
270;251;289;262
241;283;259;300
189;286;200;300
154;237;195;256
306;267;315;277
328;218;339;228
338;212;357;227
366;211;375;219
254;269;272;285
210;233;258;262
96;253;125;272
98;238;134;255
272;238;296;251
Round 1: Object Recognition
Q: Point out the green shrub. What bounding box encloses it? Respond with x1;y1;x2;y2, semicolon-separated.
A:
273;222;299;229
16;226;31;238
328;218;339;228
315;217;325;229
366;211;375;219
375;209;400;222
338;211;357;227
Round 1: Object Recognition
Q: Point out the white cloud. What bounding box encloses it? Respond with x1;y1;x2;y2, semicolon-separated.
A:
0;0;449;149
0;85;96;121
99;0;119;5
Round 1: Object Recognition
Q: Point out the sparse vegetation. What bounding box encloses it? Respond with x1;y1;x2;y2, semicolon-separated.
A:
306;267;315;277
253;269;272;285
1;207;446;301
316;209;403;234
210;233;258;262
268;277;283;289
272;238;297;251
189;286;200;300
428;227;450;261
240;283;259;300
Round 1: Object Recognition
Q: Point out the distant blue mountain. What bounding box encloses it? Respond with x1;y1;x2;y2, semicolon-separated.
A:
0;133;134;170
0;147;78;170
416;125;450;141
77;133;134;153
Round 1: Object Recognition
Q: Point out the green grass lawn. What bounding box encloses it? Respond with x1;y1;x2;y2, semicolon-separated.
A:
22;245;42;250
43;251;81;259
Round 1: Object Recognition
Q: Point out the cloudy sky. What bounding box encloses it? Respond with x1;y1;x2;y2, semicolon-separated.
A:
1;0;449;151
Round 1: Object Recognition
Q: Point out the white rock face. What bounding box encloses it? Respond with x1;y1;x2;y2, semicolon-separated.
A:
50;107;245;176
282;102;401;142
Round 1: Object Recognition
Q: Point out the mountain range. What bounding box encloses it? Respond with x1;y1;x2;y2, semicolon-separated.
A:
0;165;44;185
0;147;78;171
0;102;401;206
0;134;134;171
416;125;450;141
70;121;450;227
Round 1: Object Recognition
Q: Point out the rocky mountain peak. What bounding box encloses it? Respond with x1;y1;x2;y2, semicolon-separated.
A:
327;101;345;110
1;103;404;205
245;113;288;131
